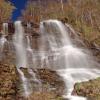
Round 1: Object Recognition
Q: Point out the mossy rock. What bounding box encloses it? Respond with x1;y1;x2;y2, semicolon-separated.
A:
72;77;100;100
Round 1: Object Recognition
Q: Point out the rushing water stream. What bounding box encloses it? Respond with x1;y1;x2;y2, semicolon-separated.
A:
0;23;8;59
40;20;100;100
0;20;100;100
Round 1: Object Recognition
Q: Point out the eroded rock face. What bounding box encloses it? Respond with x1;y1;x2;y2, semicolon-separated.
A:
37;69;65;94
37;69;65;96
0;62;18;100
72;77;100;100
19;67;65;100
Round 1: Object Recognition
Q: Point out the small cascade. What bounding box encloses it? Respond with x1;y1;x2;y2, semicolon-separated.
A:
13;21;27;68
26;35;38;68
40;19;100;100
60;0;64;15
26;35;42;87
13;21;32;97
3;23;8;34
0;35;7;59
17;69;32;97
13;21;41;97
0;23;8;59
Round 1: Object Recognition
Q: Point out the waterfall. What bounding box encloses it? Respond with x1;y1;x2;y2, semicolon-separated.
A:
0;23;8;59
40;19;100;100
13;21;41;97
0;35;7;59
13;21;32;97
26;35;38;68
13;21;27;68
60;0;64;15
1;19;100;99
3;23;8;34
26;35;42;88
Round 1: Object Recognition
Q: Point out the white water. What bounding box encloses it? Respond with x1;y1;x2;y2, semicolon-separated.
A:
0;23;8;59
13;21;41;97
13;21;27;68
40;19;100;100
3;23;8;34
26;35;42;86
13;21;32;97
0;35;7;51
1;20;100;99
60;0;64;15
17;69;31;97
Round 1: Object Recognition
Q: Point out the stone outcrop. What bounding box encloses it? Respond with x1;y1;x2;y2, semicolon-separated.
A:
19;67;65;100
0;62;18;100
72;77;100;100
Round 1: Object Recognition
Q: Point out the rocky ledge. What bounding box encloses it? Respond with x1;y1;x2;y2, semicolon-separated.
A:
19;67;65;100
72;77;100;100
0;62;18;100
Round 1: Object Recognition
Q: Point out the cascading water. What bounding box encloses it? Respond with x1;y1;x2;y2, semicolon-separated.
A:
0;23;8;59
13;21;27;68
3;23;8;34
1;19;100;99
60;0;64;15
13;21;41;97
40;19;100;100
26;35;42;86
0;35;7;59
13;21;32;97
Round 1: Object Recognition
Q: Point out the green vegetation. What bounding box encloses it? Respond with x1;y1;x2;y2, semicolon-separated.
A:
22;0;100;46
0;0;15;22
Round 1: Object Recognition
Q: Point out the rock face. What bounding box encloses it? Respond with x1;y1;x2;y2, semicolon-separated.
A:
0;62;18;100
29;92;64;100
37;69;65;95
72;77;100;100
19;67;65;100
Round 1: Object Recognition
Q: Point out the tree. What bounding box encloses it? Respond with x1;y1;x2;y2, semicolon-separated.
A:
0;0;15;22
21;1;42;23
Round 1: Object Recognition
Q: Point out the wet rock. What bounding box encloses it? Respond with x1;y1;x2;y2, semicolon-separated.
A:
19;67;32;78
72;77;100;100
17;67;65;100
8;22;15;34
22;21;39;28
0;23;2;32
36;69;65;96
